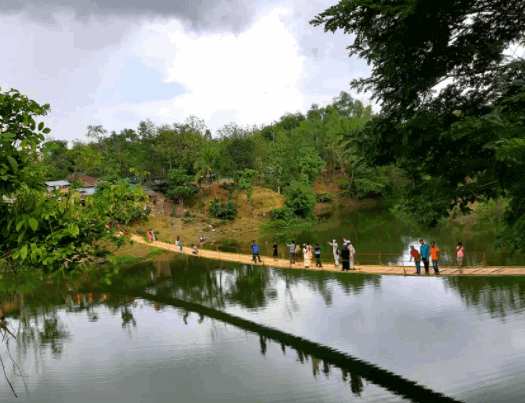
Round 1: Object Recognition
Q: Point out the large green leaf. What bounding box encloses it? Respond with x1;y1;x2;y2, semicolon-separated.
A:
28;217;38;231
20;244;28;260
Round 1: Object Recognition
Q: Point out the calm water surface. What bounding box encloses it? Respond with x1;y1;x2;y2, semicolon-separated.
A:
1;253;525;402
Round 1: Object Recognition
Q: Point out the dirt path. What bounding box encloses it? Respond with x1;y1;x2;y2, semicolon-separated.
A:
130;234;525;277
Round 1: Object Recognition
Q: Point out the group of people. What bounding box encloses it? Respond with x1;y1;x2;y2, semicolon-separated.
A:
279;238;356;271
149;229;466;275
409;240;465;275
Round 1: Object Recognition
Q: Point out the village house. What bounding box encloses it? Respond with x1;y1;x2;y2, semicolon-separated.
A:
44;180;70;192
69;173;98;187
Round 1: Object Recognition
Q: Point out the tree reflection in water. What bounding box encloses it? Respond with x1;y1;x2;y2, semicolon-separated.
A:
443;276;525;320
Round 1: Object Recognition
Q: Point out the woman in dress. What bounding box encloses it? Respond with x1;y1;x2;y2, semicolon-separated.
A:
303;244;310;268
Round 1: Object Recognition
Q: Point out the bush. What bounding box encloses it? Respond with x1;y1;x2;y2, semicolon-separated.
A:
284;181;316;218
203;227;210;232
220;182;235;192
315;192;335;202
269;207;294;221
209;194;237;220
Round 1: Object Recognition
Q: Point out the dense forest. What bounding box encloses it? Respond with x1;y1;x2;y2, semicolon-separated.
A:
41;91;396;200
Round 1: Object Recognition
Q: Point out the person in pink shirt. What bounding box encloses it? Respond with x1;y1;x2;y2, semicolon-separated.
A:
457;242;465;275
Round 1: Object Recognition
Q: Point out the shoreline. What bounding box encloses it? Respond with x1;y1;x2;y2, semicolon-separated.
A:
129;235;525;277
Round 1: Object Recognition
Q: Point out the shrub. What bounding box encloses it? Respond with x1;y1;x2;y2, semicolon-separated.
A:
269;207;294;221
315;192;335;202
209;194;237;220
284;181;316;218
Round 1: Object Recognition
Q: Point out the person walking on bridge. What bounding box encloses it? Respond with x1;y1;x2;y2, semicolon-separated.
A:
176;236;183;252
287;241;296;264
273;242;278;260
430;241;440;275
251;240;262;263
420;239;430;274
328;239;339;267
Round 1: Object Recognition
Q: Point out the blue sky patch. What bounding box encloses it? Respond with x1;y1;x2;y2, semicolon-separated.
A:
100;57;187;103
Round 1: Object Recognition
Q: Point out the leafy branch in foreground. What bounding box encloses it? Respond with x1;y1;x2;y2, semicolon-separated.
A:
0;86;149;283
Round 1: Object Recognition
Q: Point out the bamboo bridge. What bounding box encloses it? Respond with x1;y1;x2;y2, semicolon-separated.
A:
129;235;525;277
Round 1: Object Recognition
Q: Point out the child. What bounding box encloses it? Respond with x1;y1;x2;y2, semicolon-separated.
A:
191;244;198;254
410;245;420;274
176;236;183;252
429;241;440;274
457;242;465;275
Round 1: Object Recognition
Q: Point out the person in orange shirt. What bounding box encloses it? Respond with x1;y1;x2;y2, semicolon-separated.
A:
429;241;440;275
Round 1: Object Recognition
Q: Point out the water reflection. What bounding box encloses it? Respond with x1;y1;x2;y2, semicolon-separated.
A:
138;289;460;402
443;276;525;320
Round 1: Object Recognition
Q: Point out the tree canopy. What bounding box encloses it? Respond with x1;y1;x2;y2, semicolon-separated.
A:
311;0;525;250
1;87;148;282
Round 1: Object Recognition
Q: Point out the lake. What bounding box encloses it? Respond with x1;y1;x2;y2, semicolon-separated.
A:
256;202;525;267
1;253;525;402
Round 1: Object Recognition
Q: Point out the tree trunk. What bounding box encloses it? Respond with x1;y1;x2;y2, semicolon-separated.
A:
211;177;217;199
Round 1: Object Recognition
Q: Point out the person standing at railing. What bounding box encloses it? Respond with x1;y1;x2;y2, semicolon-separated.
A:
341;243;350;271
348;241;356;270
457;242;465;275
251;240;262;263
273;242;278;260
303;243;311;268
287;241;296;264
410;245;421;274
419;239;430;274
429;241;440;275
314;243;322;267
328;239;339;267
295;243;302;262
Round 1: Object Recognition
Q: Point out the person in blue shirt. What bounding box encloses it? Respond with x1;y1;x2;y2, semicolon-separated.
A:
251;240;262;263
314;243;322;267
286;240;296;264
419;239;430;274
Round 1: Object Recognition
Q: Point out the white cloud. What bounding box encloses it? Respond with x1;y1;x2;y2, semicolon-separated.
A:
119;8;308;130
1;3;375;143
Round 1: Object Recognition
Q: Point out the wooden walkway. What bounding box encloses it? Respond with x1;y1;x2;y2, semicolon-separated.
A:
130;235;525;277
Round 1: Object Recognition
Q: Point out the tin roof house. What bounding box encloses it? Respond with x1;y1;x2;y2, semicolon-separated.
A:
44;180;71;192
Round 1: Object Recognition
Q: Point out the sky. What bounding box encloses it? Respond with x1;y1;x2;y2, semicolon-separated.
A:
0;0;373;144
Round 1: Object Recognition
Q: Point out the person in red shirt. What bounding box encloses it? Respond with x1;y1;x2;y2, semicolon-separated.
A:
410;245;421;274
429;241;440;275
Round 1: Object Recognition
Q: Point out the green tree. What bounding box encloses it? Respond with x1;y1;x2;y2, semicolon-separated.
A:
0;87;148;282
165;167;195;204
297;146;326;184
194;145;219;198
238;169;257;202
284;181;317;218
41;140;74;180
311;0;525;249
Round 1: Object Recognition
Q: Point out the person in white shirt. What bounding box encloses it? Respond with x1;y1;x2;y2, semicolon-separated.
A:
328;239;339;267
